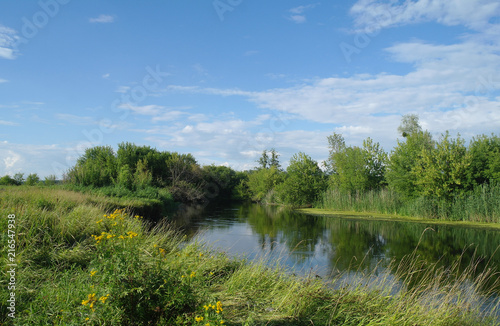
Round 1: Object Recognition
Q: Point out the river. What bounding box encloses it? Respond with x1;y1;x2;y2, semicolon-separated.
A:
170;203;500;303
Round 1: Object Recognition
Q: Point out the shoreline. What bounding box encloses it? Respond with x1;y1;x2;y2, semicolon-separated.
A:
297;207;500;231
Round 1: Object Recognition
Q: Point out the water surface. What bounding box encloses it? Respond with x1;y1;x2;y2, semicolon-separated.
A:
170;204;500;295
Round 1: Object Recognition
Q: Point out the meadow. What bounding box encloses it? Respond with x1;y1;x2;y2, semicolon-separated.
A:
1;186;499;325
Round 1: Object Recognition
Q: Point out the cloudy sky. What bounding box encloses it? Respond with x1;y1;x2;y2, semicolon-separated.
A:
1;0;499;178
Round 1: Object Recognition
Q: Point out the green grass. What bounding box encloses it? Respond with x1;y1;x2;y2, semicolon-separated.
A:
1;186;499;325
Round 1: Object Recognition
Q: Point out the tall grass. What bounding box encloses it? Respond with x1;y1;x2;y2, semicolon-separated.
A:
318;183;500;223
1;186;499;325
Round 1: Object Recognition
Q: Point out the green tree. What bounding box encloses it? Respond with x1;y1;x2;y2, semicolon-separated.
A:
25;173;41;186
277;152;326;206
327;134;387;193
133;159;153;189
467;134;500;187
362;137;388;189
329;146;369;193
258;150;269;169
257;148;281;170
13;173;24;185
68;146;117;187
413;132;471;200
44;175;57;186
246;166;283;202
0;175;19;186
386;117;434;198
116;164;134;190
398;113;422;138
325;132;346;175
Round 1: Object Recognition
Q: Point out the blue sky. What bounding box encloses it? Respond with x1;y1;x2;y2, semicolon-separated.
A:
1;0;499;178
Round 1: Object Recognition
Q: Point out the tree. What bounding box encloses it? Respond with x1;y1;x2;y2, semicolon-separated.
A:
13;173;24;185
246;166;283;202
467;134;500;187
116;164;134;190
44;175;57;186
257;148;281;170
133;159;153;189
277;152;326;206
258;150;269;169
68;146;117;187
363;138;388;189
327;134;387;193
25;173;41;186
325;132;346;175
329;146;369;193
269;148;281;170
0;175;19;186
398;114;422;138
413;132;471;200
386;117;434;198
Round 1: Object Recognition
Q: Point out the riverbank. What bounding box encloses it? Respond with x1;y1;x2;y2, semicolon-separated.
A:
298;208;500;231
1;186;499;325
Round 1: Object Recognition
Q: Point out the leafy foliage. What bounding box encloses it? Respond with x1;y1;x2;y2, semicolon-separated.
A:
276;152;326;206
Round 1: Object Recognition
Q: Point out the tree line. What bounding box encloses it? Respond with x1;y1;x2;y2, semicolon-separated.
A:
2;114;499;220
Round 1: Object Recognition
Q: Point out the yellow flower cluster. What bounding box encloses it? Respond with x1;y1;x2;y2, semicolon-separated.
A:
203;301;223;314
91;231;116;244
81;293;97;311
104;209;126;221
82;293;110;311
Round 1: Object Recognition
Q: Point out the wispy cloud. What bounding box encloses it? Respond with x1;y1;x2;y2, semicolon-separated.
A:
0;120;18;126
0;25;18;59
350;0;500;31
89;14;115;24
287;4;319;24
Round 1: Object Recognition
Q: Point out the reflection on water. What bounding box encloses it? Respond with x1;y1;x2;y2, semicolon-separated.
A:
170;203;500;294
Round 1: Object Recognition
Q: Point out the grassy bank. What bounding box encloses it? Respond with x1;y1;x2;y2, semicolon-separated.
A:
317;184;500;224
1;186;499;325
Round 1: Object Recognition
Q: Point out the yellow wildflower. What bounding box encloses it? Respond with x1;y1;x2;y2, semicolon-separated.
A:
159;248;166;255
195;316;203;322
90;270;96;277
96;219;103;224
99;294;110;303
190;271;196;278
216;301;223;313
127;231;138;238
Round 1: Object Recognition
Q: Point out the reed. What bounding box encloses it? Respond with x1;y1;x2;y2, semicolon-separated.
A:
318;184;500;223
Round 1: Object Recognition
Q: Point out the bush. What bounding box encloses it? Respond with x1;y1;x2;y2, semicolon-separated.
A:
0;175;19;185
25;173;41;186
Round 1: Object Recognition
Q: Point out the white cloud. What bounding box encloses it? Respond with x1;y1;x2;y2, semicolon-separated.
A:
350;0;500;31
102;73;110;79
289;15;307;24
0;120;18;126
287;4;319;24
3;150;21;169
0;25;18;59
89;14;115;24
0;143;71;178
115;86;130;93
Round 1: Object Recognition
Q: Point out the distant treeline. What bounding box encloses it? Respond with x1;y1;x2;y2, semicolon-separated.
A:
3;114;499;221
